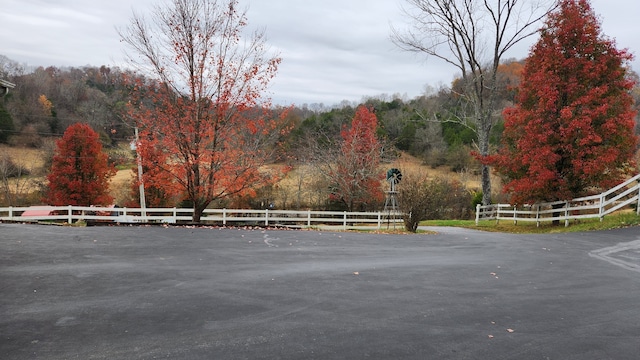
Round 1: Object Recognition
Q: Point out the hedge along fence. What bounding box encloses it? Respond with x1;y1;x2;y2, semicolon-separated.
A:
0;206;403;231
475;174;640;227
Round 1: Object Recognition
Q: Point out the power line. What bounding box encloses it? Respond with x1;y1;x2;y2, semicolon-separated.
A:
0;129;135;141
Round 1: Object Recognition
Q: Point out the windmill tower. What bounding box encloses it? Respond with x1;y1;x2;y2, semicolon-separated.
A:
383;168;402;228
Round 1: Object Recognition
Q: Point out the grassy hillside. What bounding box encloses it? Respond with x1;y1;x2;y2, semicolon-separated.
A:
1;144;45;171
1;144;487;208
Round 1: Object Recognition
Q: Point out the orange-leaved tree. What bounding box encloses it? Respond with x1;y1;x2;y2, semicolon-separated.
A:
329;106;384;211
487;0;638;204
120;0;288;222
126;142;182;208
46;123;115;206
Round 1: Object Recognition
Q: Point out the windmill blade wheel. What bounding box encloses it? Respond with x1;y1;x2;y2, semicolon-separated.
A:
386;168;402;184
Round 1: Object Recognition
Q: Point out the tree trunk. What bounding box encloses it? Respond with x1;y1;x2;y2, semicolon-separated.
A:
481;164;492;206
192;202;207;224
551;202;563;226
478;116;493;206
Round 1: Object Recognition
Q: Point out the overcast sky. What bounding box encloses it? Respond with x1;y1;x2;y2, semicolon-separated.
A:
1;0;639;106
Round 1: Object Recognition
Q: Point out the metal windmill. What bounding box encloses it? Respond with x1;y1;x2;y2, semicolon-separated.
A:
383;168;402;228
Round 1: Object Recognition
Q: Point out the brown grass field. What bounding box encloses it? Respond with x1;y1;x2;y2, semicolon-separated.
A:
1;145;45;171
1;144;490;207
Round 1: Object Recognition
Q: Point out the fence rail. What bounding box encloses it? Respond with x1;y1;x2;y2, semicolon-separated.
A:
0;206;403;231
475;174;640;226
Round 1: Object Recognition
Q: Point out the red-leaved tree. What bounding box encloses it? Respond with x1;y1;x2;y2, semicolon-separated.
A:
46;123;115;206
120;0;288;222
329;106;384;211
487;0;638;204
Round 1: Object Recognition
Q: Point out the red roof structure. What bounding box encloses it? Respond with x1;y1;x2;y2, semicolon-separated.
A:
21;206;55;217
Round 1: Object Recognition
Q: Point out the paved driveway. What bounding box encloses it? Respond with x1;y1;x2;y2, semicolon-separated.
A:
1;223;639;359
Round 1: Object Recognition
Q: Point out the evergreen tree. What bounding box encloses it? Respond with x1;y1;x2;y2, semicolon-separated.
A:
0;102;14;144
46;123;115;206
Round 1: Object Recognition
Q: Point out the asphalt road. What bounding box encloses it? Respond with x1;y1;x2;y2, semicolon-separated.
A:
1;223;639;359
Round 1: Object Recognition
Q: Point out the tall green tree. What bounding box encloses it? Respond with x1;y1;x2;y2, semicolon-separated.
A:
488;0;637;204
46;123;115;206
0;102;14;143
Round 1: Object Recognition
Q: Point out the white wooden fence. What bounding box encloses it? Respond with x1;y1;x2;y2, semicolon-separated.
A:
475;174;640;226
0;206;403;230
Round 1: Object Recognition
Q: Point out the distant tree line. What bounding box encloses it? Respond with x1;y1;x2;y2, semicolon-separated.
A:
2;55;638;171
0;57;136;149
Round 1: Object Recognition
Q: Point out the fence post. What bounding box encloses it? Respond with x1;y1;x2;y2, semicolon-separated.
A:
475;204;480;225
265;209;269;226
68;205;73;224
536;204;540;227
599;194;605;221
141;205;147;223
307;210;311;227
564;201;570;227
222;208;227;226
637;180;640;216
9;206;13;220
513;205;517;225
173;207;177;223
378;211;382;229
343;211;347;231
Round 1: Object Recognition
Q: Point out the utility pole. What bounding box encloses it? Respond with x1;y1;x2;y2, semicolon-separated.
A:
133;127;147;220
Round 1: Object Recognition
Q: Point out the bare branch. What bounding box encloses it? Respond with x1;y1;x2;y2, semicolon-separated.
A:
414;109;476;133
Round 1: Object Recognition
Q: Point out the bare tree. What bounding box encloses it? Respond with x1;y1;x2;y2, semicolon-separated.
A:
392;0;553;205
0;55;25;78
292;129;338;209
0;154;36;206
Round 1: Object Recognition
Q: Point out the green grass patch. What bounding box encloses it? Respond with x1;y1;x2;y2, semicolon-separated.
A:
115;163;134;171
422;219;476;227
421;211;640;234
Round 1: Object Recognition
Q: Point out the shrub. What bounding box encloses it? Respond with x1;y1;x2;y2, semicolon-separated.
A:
0;155;30;178
471;191;483;209
8;125;42;148
397;171;473;232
